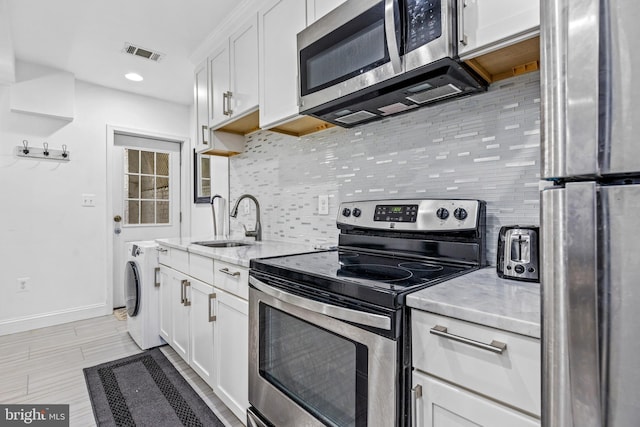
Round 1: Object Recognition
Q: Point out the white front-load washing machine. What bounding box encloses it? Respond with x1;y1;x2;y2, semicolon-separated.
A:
124;240;164;349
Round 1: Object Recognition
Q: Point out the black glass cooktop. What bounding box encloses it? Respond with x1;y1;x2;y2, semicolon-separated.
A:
250;250;475;309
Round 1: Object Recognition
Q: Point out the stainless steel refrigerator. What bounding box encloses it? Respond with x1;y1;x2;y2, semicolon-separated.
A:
541;0;640;426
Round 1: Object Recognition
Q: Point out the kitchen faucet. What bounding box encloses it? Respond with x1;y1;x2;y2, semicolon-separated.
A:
210;194;223;236
230;194;261;241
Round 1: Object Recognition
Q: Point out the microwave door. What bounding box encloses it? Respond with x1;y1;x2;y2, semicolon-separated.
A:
298;0;403;114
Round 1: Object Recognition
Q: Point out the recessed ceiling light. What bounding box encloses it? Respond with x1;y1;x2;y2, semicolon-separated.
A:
125;73;143;82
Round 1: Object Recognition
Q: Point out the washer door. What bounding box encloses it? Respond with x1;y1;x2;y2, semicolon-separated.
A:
125;261;140;317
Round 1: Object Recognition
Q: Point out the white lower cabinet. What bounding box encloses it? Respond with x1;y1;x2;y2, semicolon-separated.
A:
411;309;541;427
159;251;249;424
190;278;216;386
212;288;249;422
412;371;539;427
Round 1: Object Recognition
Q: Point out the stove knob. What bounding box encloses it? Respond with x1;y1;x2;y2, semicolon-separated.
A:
342;208;351;217
514;265;525;274
436;208;449;220
352;208;361;218
454;208;468;221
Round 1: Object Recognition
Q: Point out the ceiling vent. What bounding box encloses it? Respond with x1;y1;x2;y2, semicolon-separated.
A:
122;43;164;62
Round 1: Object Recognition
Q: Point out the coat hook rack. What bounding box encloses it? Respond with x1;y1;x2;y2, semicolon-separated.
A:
15;140;71;162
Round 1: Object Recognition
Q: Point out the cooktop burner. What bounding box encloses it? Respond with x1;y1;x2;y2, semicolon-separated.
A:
250;250;474;308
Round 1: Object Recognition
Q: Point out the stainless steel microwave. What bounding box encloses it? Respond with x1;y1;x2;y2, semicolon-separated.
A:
297;0;486;127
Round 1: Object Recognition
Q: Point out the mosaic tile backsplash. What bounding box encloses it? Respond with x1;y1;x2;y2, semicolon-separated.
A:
230;72;541;265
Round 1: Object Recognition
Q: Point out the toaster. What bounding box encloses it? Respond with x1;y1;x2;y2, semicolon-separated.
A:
496;226;539;282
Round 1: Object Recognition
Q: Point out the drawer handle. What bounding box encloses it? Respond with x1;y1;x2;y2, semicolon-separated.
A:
209;293;217;322
156;247;168;253
219;267;241;277
429;325;507;354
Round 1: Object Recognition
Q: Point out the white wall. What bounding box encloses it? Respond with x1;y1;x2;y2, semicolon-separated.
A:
0;62;190;335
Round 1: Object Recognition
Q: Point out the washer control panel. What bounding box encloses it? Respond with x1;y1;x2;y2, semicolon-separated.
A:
338;199;481;231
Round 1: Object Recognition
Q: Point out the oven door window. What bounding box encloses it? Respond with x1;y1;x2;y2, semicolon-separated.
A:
259;305;368;427
300;2;390;96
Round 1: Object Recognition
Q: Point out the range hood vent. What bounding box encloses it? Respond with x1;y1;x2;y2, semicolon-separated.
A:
122;43;164;62
302;58;487;128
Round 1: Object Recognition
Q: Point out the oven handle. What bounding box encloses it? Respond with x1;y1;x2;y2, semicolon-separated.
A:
249;276;392;330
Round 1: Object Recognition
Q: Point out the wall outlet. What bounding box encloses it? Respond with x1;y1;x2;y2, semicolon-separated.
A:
17;277;30;293
318;195;329;215
82;193;96;207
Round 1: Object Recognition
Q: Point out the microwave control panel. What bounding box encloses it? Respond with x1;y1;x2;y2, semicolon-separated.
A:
406;0;442;52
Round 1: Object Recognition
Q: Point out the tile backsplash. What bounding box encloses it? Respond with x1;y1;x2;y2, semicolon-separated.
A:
230;72;541;265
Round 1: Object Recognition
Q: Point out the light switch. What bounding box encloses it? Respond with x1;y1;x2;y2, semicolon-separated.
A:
82;193;96;207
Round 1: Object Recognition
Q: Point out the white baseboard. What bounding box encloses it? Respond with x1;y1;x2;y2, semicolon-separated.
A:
0;303;110;336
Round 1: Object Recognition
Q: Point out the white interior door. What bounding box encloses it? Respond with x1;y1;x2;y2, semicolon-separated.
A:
112;133;182;308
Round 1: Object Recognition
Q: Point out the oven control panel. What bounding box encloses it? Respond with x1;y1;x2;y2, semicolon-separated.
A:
337;199;482;231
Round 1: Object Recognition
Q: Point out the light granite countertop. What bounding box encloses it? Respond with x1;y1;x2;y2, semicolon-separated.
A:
406;267;541;338
156;236;318;268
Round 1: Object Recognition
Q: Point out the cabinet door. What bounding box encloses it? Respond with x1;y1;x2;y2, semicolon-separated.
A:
229;15;259;118
458;0;539;59
171;270;191;363
189;279;215;387
213;288;249;421
306;0;347;25
259;0;307;128
412;371;539;427
159;266;173;342
194;60;209;151
208;43;230;127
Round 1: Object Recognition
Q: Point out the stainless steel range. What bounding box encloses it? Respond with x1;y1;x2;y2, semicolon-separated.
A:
247;199;486;427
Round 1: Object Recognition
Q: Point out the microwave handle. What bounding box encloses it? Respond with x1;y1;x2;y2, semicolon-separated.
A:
249;276;391;330
384;0;402;73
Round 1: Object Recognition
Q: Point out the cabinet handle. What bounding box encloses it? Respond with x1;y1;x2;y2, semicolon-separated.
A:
180;279;187;304
183;281;191;306
154;267;160;287
429;325;507;354
208;293;217;322
222;91;228;116
226;91;233;116
411;384;422;427
201;125;209;145
219;267;241;277
156;247;168;253
457;0;468;46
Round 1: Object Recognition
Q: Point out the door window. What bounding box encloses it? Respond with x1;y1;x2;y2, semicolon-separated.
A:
124;149;171;225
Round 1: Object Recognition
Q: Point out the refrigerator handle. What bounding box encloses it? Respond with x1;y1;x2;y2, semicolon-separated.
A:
541;0;600;178
565;182;602;426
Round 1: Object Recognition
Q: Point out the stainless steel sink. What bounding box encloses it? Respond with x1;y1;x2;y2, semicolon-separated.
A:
191;241;252;248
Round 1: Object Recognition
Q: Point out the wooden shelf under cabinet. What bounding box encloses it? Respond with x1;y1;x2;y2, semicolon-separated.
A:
465;36;540;84
268;115;335;137
216;109;260;136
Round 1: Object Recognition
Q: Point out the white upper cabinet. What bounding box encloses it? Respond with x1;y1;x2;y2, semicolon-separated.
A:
258;0;343;134
259;0;307;129
194;60;210;153
306;0;348;25
209;14;259;129
208;44;230;128
458;0;540;59
230;17;260;118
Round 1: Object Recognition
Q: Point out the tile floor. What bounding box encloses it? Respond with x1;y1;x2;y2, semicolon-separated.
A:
0;314;243;426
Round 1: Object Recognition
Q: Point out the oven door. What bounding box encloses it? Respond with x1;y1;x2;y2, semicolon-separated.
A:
248;276;398;427
298;0;402;113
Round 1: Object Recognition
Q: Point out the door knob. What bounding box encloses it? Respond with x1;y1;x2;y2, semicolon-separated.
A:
114;215;122;222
